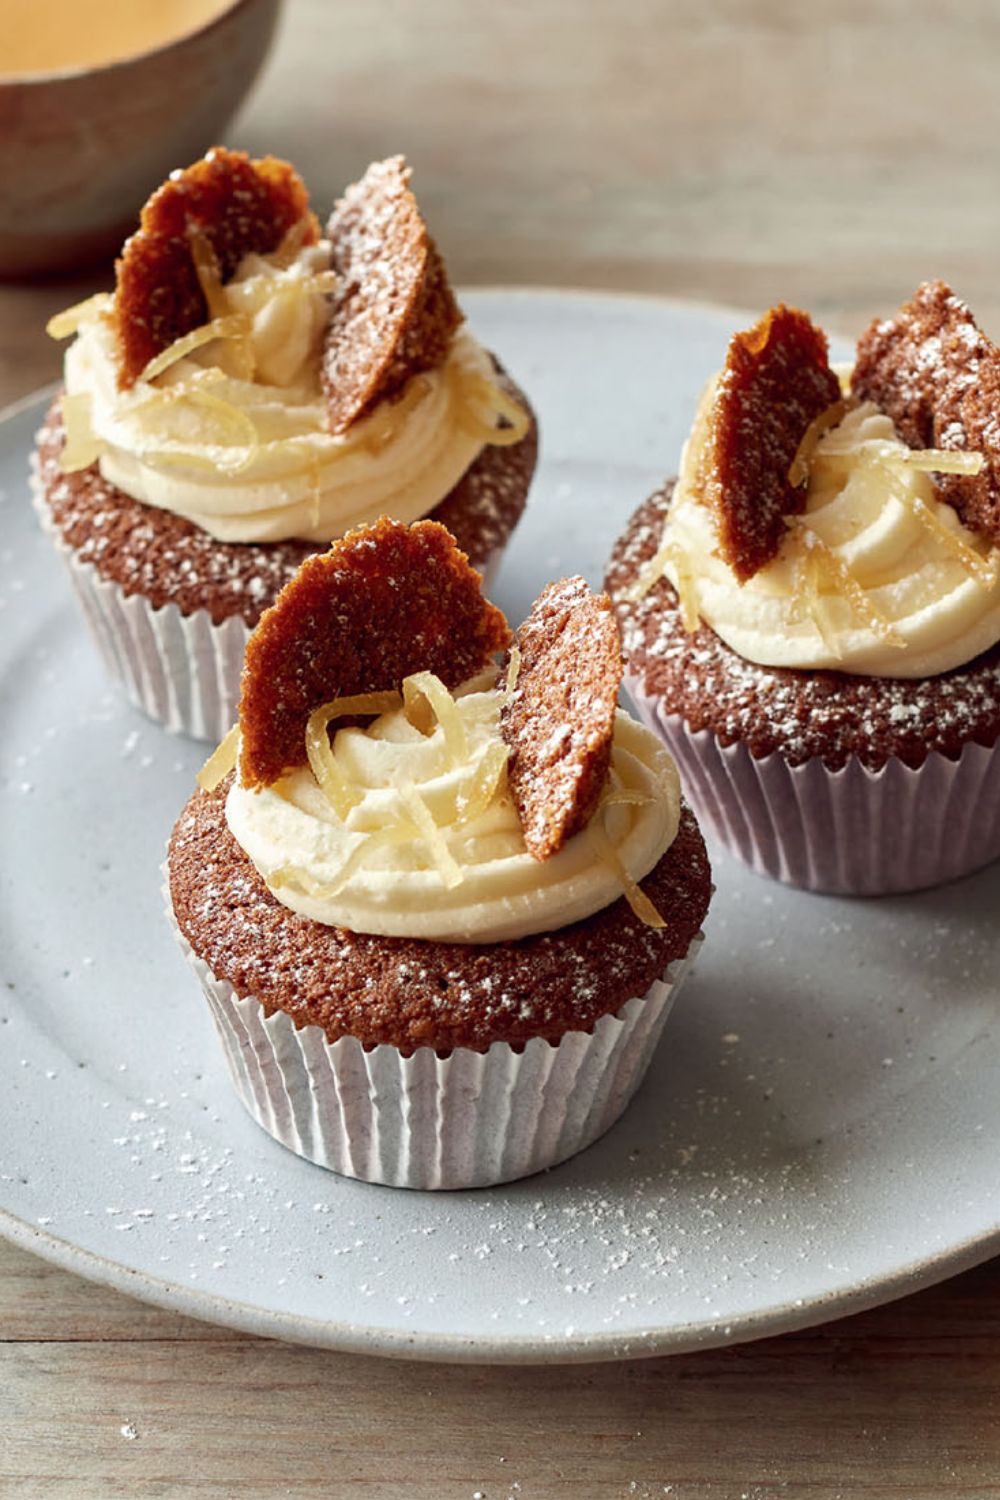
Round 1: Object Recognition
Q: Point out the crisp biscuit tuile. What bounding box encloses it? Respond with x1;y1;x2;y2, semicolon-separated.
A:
238;518;510;789
707;304;842;582
852;280;1000;546
500;577;623;861
321;156;462;434
115;146;317;388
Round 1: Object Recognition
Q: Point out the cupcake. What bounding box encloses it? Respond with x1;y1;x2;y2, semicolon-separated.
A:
166;518;711;1189
606;287;1000;895
35;148;537;741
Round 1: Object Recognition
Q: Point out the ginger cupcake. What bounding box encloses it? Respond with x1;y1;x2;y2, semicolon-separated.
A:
606;287;1000;895
166;518;711;1189
35;149;537;741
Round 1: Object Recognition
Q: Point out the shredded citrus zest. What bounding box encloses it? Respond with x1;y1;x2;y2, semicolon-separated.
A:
305;691;402;819
403;672;468;764
587;819;666;929
455;741;509;825
137;315;251;383
398;782;464;889
197;725;239;791
788;398;851;487
457;376;531;447
788;521;905;650
58;393;102;473
46;293;113;340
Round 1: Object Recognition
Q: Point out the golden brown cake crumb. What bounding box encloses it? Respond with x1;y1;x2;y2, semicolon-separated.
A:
500;577;622;861
707;304;841;582
852;280;1000;545
168;778;711;1054
238;517;510;788
115;146;317;387
321;156;462;434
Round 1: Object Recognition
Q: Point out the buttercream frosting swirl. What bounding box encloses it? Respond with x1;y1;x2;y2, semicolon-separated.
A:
659;383;1000;677
225;673;680;943
60;241;510;545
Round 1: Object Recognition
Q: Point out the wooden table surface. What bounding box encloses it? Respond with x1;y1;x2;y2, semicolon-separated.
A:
4;2;1000;1494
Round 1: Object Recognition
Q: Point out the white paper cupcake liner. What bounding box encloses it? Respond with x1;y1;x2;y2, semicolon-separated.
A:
32;459;503;743
166;896;700;1189
625;671;1000;896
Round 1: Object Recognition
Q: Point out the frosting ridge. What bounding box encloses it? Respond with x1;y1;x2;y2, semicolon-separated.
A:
60;243;518;545
225;674;680;943
658;386;1000;678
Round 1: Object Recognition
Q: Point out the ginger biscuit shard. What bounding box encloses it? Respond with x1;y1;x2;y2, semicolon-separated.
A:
852;280;1000;545
238;518;510;789
500;577;623;862
706;304;842;582
322;156;462;435
115;146;318;388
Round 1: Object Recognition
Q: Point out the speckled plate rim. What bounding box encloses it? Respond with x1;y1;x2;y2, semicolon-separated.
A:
5;290;1000;1365
4;1201;999;1364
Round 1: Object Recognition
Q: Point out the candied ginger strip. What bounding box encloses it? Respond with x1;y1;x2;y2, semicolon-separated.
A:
58;392;102;473
398;783;464;889
455;741;509;825
790;543;840;657
587;820;666;930
266;826;409;903
600;787;655;810
402;672;469;764
138;315;251;383
271;216;315;270
790;522;906;650
894;448;985;477
305;691;402;819
360;375;433;456
457;376;532;447
142;388;261;476
873;456;998;588
197;725;239;791
46;293;113;341
187;230;229;320
788;398;851;488
502;646;522;705
622;529;674;604
624;534;701;629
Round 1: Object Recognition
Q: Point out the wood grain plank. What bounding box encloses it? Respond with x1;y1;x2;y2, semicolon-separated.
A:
0;1242;238;1343
3;1308;1000;1498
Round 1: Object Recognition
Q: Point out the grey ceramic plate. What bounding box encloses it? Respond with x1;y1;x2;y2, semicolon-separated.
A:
2;290;999;1364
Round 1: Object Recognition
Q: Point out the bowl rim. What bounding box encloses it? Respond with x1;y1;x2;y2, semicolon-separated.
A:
0;0;270;87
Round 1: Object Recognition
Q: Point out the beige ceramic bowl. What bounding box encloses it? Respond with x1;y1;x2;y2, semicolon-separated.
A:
0;0;282;279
